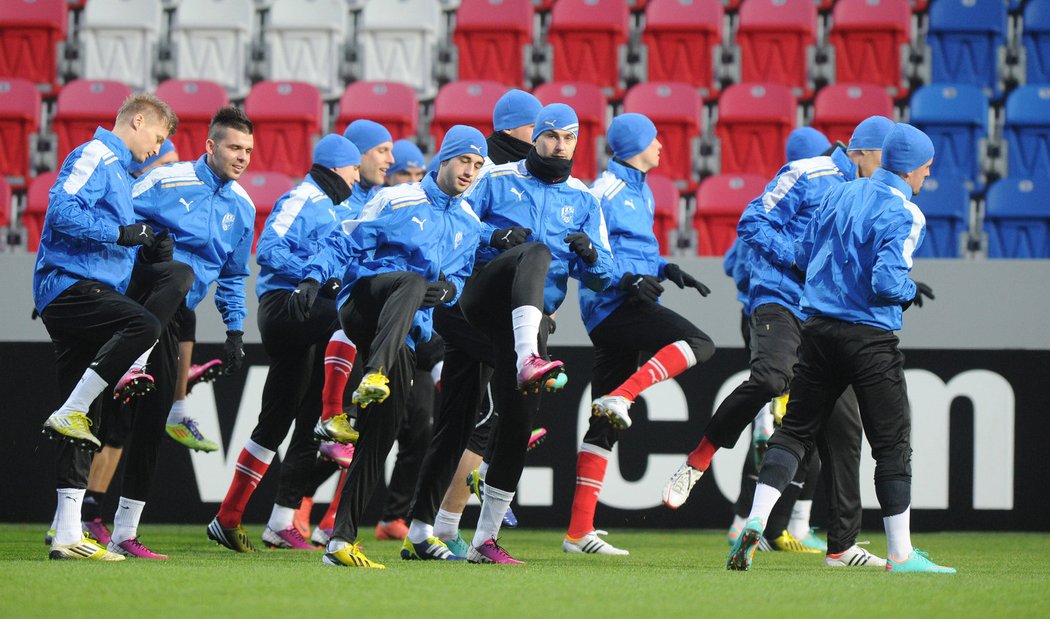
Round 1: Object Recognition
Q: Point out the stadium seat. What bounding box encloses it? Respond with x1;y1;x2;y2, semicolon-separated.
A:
1002;85;1050;179
828;0;912;97
735;0;817;97
453;0;533;88
715;82;797;179
154;79;230;161
912;176;970;258
909;83;989;187
238;170;297;253
78;0;164;92
51;80;134;166
335;81;419;141
641;0;725;98
926;0;1007;97
429;80;505;151
534;81;608;182
547;0;631;98
623;82;702;189
356;0;443;99
263;0;349;99
1022;0;1050;85
0;176;10;230
243;81;323;178
24;170;58;252
984;178;1050;258
0;77;41;189
647;173;680;256
692;173;767;256
0;0;67;94
170;0;255;98
811;83;894;147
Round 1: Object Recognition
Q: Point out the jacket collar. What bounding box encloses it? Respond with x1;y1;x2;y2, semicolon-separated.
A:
608;158;646;186
194;155;230;193
872;167;913;200
830;148;857;181
94;127;132;170
422;172;455;210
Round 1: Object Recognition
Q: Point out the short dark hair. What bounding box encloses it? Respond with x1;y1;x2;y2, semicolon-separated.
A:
208;105;253;141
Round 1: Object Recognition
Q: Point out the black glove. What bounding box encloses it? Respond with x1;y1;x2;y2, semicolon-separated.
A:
288;278;320;321
902;281;935;311
490;227;532;250
663;262;711;297
117;223;156;248
619;272;664;304
319;277;342;300
564;232;598;265
223;330;245;375
546;315;557;335
139;230;173;263
422;280;457;308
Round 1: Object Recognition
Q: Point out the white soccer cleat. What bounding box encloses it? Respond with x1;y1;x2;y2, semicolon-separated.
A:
662;462;704;509
562;530;629;555
824;543;887;568
591;395;632;429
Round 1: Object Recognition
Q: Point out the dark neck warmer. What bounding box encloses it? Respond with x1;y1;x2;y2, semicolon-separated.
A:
486;131;533;165
525;147;574;184
309;164;352;204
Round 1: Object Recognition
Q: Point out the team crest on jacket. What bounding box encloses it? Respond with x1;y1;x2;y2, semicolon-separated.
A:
560;205;575;223
454;231;463;249
222;212;235;231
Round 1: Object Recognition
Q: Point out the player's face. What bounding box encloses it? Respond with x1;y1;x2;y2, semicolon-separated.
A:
130;116;170;163
206;128;254;181
504;124;534;143
333;164;361;188
437;154;485;196
848;149;882;178
635;137;662;172
387;167;425;186
535;129;577;160
903;158;933;195
360;141;395;187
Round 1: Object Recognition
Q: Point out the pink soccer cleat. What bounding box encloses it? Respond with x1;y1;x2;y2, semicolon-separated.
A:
515;355;565;393
107;537;169;559
262;526;315;550
318;441;354;468
113;369;155;404
187;359;224;393
82;518;112;546
466;539;524;564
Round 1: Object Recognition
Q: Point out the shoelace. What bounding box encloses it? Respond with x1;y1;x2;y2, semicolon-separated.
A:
181;418;207;441
284;527;310;545
487;539;515;561
123;538;153;554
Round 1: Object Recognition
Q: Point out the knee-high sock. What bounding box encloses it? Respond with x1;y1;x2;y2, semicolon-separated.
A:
318;469;348;531
566;444;610;539
511;305;542;370
472;484;514;547
58;369;108;414
610;340;696;402
111;496;145;544
54;488;86;545
321;330;357;421
216;440;275;528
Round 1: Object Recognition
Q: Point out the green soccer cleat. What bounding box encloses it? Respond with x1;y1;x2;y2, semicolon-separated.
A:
886;549;957;574
352;371;390;409
166;418;219;452
799;528;828;553
43;410;101;451
314;413;360;444
727;517;765;571
323;543;385;569
400;536;464;561
207;516;257;553
441;533;470;558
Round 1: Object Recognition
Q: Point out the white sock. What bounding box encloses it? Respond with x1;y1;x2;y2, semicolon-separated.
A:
54;488;86;545
129;342;157;373
471;484;514;547
884;506;913;561
788;499;813;539
268;505;295;531
50;510;59;531
477;460;489;481
58;369;108;414
511;305;542;370
327;538;350;552
111;496;146;544
407;519;434;544
165;399;187;426
730;513;747;534
430;361;443;385
747;483;783;528
433;508;463;540
245;439;277;464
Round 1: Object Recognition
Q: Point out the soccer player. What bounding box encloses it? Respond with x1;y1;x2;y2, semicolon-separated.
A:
35;93;180;561
386;139;426;184
727;123;954;574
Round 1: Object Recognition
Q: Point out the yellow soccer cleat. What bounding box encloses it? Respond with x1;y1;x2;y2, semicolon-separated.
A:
771;394;789;425
43;410;101;451
352;371;390;409
313;412;360;444
49;536;125;561
770;530;822;554
322;543;385;569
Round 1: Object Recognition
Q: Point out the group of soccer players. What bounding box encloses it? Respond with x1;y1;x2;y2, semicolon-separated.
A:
33;84;954;573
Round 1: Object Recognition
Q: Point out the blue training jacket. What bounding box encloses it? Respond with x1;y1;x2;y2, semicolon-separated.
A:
797;167;926;331
255;174;355;298
132;156;256;331
303;172;482;346
464;159;613;314
578;159;667;332
737;148;856;319
33;127;139;312
723;237;751;311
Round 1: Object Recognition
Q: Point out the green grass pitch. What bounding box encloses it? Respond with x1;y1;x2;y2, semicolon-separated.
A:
1;525;1047;618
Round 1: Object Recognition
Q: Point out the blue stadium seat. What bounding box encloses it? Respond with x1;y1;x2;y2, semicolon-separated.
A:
984;178;1050;258
1022;0;1050;85
912;176;970;258
927;0;1007;97
1002;85;1050;179
909;83;989;188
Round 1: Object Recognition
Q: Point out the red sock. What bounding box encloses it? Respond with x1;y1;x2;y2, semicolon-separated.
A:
322;331;357;421
216;444;273;528
566;446;609;539
319;469;348;530
687;437;718;472
610;340;696;402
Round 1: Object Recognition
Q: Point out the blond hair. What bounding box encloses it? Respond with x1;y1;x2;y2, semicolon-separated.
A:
116;93;179;136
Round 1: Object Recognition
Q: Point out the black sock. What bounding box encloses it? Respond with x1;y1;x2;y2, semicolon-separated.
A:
82;491;105;521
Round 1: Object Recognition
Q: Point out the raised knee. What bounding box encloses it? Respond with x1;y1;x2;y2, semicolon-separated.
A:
686;333;716;364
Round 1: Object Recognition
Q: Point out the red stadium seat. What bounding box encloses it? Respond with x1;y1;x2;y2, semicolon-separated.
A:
548;0;630;98
0;176;10;230
693;173;767;256
642;0;724;99
623;82;702;190
533;81;608;183
453;0;534;88
52;80;134;166
24;170;58;252
335;81;419;141
244;81;323;178
0;77;41;189
238;170;297;253
155;80;230;162
736;0;817;97
828;0;912;97
715;82;797;179
430;80;505;150
811;83;894;146
647;173;680;256
0;0;67;94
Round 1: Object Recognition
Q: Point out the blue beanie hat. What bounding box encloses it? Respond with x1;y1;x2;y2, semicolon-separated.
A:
313;133;361;168
343;119;392;154
437;125;488;163
785;127;831;162
531;103;580;142
128;137;175;175
607;113;658;160
493;89;543;132
847;115;895;151
389;139;426;174
881;123;935;174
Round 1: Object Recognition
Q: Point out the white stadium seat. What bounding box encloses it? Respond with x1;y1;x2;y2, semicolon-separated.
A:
263;0;349;99
170;0;255;98
355;0;443;99
78;0;164;91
